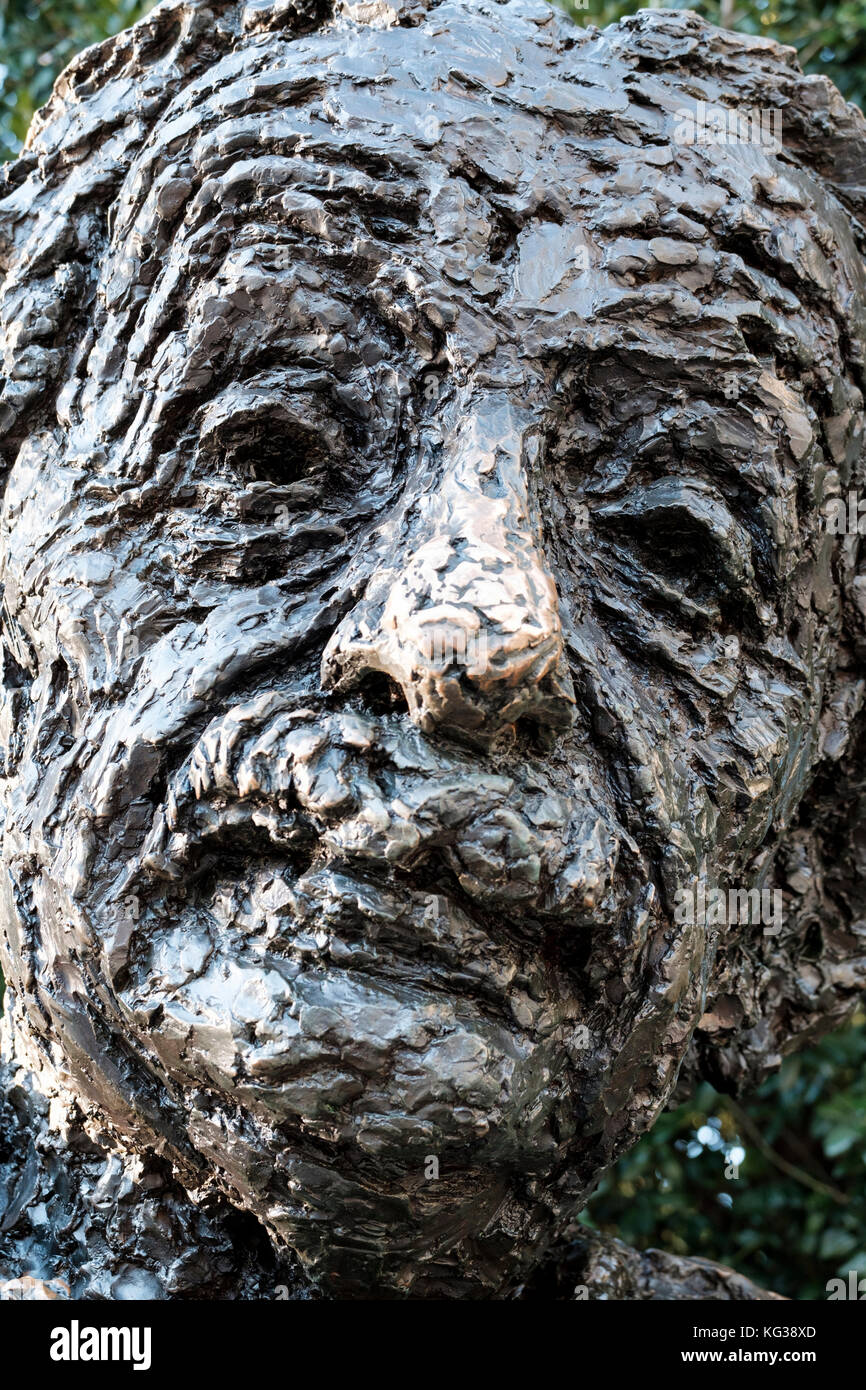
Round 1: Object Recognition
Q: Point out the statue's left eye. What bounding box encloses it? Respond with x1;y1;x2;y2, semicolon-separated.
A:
595;478;755;594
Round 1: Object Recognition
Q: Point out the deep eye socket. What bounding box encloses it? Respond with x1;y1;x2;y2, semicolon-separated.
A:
215;414;327;488
616;513;726;591
595;479;756;595
196;386;353;495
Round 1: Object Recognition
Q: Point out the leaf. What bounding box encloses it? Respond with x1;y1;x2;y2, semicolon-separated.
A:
820;1228;858;1260
822;1125;859;1157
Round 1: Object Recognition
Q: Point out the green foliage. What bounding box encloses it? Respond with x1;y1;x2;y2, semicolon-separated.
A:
564;1;866;110
583;1014;866;1298
0;0;157;164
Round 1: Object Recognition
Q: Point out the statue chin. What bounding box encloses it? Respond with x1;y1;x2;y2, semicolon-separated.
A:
1;0;866;1300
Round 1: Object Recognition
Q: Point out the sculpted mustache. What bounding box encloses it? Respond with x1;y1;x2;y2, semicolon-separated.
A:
127;691;632;922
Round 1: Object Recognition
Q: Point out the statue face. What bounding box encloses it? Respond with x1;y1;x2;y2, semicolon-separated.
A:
0;1;864;1293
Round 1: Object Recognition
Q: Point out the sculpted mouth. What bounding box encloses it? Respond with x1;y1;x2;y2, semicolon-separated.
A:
101;693;650;1150
99;691;637;1156
127;691;627;928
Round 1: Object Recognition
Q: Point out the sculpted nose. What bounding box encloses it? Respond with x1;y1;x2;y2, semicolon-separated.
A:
321;394;575;742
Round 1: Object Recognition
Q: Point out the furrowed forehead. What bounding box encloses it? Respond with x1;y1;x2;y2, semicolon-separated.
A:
2;0;866;483
107;7;570;253
0;1;563;456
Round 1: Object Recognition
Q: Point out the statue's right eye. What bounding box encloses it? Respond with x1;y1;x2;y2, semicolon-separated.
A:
217;415;326;489
196;390;349;500
194;388;365;526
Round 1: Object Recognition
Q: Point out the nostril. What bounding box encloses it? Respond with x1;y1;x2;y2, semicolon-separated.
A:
512;713;561;752
514;714;543;742
353;670;409;717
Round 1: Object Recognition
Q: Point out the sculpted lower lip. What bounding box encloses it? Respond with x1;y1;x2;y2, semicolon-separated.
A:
155;859;525;1010
126;700;626;927
122;866;560;1115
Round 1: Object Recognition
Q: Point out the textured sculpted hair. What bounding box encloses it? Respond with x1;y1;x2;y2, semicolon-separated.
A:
1;0;866;1109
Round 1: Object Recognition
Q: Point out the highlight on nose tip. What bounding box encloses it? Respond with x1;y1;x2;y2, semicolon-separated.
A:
320;387;577;741
321;547;577;742
392;598;575;740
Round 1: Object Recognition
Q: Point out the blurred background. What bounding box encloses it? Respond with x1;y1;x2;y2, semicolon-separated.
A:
0;0;865;1300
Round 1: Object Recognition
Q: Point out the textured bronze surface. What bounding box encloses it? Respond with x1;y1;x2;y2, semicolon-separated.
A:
0;0;864;1298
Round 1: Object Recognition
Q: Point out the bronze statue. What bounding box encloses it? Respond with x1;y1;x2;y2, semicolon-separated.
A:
0;0;864;1299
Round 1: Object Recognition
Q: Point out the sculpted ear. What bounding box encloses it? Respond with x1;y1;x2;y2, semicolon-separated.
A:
615;14;866;1099
778;72;866;227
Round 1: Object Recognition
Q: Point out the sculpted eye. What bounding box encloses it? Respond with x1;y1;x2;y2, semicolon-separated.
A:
214;412;326;489
596;477;755;593
197;386;347;496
